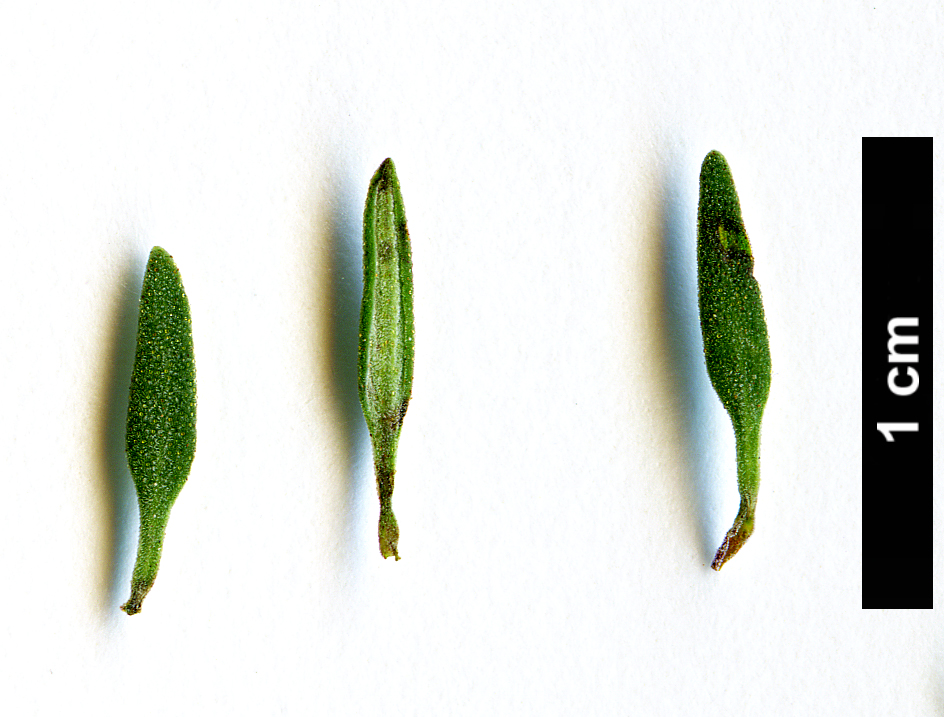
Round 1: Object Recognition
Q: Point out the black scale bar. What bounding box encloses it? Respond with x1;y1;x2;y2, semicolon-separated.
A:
862;137;933;608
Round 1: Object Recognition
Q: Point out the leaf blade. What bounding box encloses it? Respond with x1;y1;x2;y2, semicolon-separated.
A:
697;151;771;571
358;159;414;560
122;246;196;613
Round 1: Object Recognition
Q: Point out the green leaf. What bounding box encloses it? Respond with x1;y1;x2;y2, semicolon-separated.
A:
358;158;415;560
121;246;197;613
697;151;771;571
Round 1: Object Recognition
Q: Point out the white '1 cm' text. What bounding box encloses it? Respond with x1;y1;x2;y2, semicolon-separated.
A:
876;317;919;442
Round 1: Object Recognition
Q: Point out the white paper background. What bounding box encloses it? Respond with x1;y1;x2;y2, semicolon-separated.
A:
1;1;941;715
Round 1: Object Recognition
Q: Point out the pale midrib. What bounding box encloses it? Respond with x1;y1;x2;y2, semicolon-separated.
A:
366;190;404;420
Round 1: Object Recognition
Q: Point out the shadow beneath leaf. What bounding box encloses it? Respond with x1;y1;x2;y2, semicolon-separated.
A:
95;250;143;616
316;155;371;572
657;151;720;563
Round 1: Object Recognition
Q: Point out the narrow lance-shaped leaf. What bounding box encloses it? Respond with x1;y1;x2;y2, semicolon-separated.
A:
359;158;415;560
697;151;771;571
121;246;197;613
